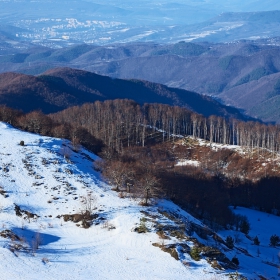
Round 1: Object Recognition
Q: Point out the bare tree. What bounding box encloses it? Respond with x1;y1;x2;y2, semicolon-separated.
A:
102;161;127;192
80;193;97;213
137;172;160;205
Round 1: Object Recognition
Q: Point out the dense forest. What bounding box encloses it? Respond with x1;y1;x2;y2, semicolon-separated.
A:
1;100;280;229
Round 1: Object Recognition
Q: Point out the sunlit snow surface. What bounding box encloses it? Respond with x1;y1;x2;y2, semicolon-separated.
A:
0;122;225;280
175;160;200;167
0;122;279;279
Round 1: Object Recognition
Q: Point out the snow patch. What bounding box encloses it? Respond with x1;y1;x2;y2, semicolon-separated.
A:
175;159;200;167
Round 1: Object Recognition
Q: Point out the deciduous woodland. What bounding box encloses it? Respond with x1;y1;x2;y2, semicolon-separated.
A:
95;143;280;227
0;100;280;228
51;99;280;153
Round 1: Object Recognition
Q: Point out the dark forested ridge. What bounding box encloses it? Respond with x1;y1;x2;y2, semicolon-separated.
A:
0;67;245;119
3;39;280;122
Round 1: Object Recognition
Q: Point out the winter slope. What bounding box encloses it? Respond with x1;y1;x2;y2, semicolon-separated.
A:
1;122;280;280
0;122;227;280
220;207;280;279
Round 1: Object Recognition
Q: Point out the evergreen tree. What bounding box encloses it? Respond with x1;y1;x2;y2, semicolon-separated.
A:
269;234;280;247
225;236;234;249
253;236;260;245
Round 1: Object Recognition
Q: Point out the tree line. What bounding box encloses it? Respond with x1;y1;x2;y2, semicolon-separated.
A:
50;99;280;154
0;105;104;154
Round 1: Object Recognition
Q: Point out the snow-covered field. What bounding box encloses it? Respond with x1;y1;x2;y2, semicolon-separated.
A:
0;122;279;279
220;207;280;280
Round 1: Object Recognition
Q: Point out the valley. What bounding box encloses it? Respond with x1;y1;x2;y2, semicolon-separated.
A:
2;38;280;122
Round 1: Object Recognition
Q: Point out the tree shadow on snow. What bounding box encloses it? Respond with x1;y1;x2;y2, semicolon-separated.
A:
11;227;60;248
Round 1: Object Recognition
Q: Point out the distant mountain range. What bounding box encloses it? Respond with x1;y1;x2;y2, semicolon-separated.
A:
1;37;280;122
2;7;280;122
0;67;245;120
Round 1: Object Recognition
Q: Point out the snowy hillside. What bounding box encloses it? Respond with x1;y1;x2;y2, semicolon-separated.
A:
0;122;279;279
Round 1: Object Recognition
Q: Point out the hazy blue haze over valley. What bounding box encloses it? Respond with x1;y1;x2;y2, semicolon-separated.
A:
2;0;280;46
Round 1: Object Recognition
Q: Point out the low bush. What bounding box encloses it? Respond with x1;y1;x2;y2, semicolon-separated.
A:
190;246;201;261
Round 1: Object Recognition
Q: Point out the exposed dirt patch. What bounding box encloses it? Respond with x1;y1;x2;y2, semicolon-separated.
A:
14;204;40;221
0;229;20;241
61;211;99;228
152;243;179;260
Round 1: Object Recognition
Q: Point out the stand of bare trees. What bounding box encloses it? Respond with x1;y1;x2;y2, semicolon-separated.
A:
0;106;104;154
0;100;279;155
97;144;280;227
50;99;280;155
96;149;163;205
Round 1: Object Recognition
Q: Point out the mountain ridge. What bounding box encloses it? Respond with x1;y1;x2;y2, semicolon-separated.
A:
2;39;280;121
0;67;247;120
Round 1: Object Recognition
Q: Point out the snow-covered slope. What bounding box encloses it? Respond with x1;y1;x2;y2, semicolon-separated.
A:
0;122;279;280
0;122;226;280
220;207;280;280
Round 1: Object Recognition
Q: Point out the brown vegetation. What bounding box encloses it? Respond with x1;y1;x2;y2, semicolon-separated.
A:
51;99;280;155
0;105;104;154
